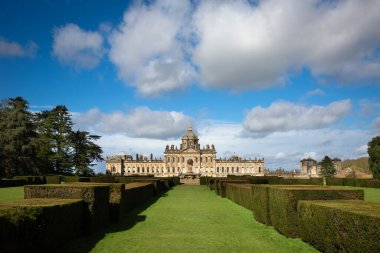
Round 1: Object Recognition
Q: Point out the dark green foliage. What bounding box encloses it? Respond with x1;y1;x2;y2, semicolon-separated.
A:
216;179;249;197
0;179;27;187
14;176;46;184
0;97;39;178
0;198;83;253
35;106;74;174
125;183;155;211
320;156;336;177
200;176;209;185
368;136;380;179
251;185;272;225
268;186;364;238
269;177;323;185
298;200;380;253
225;183;253;210
89;176;115;183
24;184;110;233
45;175;61;184
71;130;103;176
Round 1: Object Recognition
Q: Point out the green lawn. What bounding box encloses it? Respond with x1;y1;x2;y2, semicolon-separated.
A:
57;185;318;253
0;186;24;202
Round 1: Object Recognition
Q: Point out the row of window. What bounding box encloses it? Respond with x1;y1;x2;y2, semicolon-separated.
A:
111;166;262;174
166;156;213;163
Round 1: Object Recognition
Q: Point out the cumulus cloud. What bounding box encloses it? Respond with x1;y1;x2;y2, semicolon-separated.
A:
72;107;190;139
109;1;195;97
192;0;380;89
243;99;351;135
52;23;105;69
306;89;325;97
0;37;37;57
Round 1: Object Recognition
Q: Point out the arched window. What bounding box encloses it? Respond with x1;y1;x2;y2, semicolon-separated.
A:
142;167;145;173
147;167;150;173
112;166;116;172
137;167;140;173
259;167;261;173
217;167;219;173
222;167;224;173
227;167;229;173
236;167;239;173
232;167;234;173
167;157;170;162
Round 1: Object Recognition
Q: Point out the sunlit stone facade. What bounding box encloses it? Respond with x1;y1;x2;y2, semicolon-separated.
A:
106;125;264;177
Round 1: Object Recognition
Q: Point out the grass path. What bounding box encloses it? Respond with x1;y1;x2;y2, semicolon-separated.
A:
58;186;318;253
0;186;24;202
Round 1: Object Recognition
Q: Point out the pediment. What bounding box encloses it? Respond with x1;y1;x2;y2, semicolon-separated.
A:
181;147;200;153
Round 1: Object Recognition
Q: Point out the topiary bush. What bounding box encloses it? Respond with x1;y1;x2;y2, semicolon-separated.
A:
45;175;61;184
0;198;83;253
217;180;249;198
298;200;380;253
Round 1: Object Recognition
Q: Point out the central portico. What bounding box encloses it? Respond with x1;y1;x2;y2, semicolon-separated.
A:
164;124;216;175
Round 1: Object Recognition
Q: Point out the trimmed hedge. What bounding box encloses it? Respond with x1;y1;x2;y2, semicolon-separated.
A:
268;177;323;185
251;185;272;225
89;176;115;183
45;175;61;184
14;176;46;184
24;184;110;233
216;180;249;198
268;185;364;238
66;182;126;223
226;183;253;210
125;183;155;211
62;176;90;183
298;200;380;253
0;198;83;253
0;179;26;188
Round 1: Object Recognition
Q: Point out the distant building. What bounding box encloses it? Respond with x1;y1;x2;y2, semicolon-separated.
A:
106;124;264;177
301;157;342;177
300;158;318;176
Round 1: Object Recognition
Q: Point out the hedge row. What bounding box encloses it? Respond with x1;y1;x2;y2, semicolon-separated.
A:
215;179;250;198
3;181;163;252
0;198;84;253
298;200;380;253
0;179;27;187
225;183;253;210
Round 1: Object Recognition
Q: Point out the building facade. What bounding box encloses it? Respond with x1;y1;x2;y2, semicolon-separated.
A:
300;157;342;177
106;125;264;177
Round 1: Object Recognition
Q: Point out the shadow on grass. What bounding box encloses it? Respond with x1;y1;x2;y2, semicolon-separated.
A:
54;191;170;253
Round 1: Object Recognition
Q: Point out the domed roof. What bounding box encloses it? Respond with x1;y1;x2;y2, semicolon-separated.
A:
182;124;198;139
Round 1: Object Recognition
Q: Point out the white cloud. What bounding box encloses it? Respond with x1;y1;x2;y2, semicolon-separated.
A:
109;1;195;97
192;0;380;89
72;107;190;139
243;99;351;135
372;117;380;133
275;152;286;159
356;144;368;155
306;89;325;97
0;37;37;57
52;23;105;69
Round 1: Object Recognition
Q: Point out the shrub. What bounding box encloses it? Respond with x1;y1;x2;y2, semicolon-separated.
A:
0;179;26;187
89;176;115;183
251;185;272;225
14;176;46;184
268;185;364;238
269;178;323;185
45;175;61;184
125;183;155;211
0;198;83;253
200;177;208;185
226;183;253;210
24;184;110;233
298;200;380;253
217;180;249;198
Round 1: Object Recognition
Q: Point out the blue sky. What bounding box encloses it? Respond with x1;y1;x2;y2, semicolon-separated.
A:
1;0;380;172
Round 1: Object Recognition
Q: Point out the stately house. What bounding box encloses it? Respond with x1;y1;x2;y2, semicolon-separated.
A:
300;157;342;177
106;125;264;177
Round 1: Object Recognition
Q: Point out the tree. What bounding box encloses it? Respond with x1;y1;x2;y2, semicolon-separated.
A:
368;136;380;179
320;156;336;178
71;130;103;176
36;106;73;174
0;97;39;177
